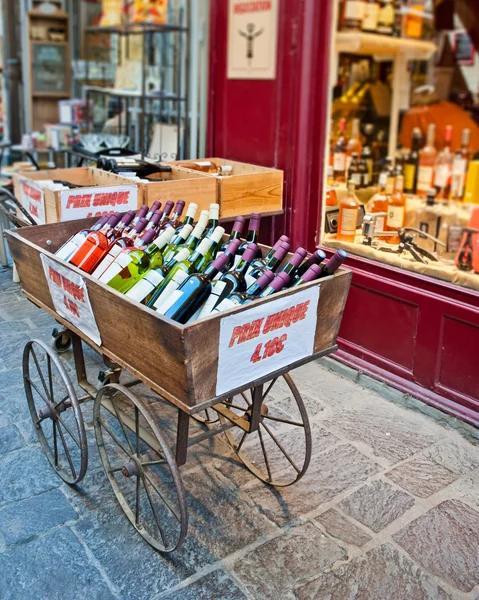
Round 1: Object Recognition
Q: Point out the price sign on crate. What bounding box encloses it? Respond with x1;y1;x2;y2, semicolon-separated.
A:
216;286;319;395
41;255;101;346
59;185;139;221
19;179;46;224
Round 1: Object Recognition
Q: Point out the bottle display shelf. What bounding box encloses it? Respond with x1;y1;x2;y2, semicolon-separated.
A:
336;31;437;60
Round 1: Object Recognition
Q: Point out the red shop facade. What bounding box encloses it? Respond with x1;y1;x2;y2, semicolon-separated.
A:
207;0;479;428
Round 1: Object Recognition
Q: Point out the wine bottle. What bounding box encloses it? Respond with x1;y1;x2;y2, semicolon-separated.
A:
147;238;214;311
235;214;261;265
104;159;172;179
145;200;161;221
218;216;245;252
145;210;163;231
55;214;110;261
126;205;149;232
215;238;241;275
318;249;348;278
156;200;175;230
203;203;220;238
125;247;191;305
246;242;289;290
194;226;226;272
160;254;231;322
248;235;290;272
69;213;122;272
292;264;322;287
102;226;175;289
172;217;209;259
161;224;194;263
296;249;327;278
175;202;197;232
279;247;308;279
259;272;291;297
164;200;185;230
214;269;275;313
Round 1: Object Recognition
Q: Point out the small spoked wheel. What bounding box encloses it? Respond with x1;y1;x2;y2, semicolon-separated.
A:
23;339;88;485
51;328;72;354
94;384;188;553
218;374;312;487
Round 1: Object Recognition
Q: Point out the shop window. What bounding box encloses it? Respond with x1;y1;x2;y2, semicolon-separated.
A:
323;0;479;292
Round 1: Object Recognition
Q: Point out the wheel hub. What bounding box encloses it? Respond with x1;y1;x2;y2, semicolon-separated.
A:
39;404;56;420
122;457;141;478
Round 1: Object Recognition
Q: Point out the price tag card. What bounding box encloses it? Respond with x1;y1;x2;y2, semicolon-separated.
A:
59;185;139;221
41;255;102;346
216;286;319;396
19;179;46;224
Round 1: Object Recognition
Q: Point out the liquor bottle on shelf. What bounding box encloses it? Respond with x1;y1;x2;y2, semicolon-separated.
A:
218;216;245;253
362;0;379;32
175;202;197;232
278;247;308;279
377;0;394;35
318;249;348;278
147;237;217;311
55;214;110;262
296;249;327;278
369;185;388;236
392;0;403;36
145;201;161;221
434;125;453;201
161;254;231;322
348;152;363;188
451;128;470;200
385;174;405;244
403;128;421;194
347;119;362;169
194;226;226;272
361;146;373;187
337;181;359;243
359;156;369;189
417;123;437;196
160;224;195;263
247;242;290;286
68;213;123;273
385;156;396;195
415;188;439;254
326;180;338;207
339;0;365;30
203;203;220;238
292;264;323;287
235;213;262;264
259;272;291;297
145;210;163;232
124;247;191;305
102;226;176;290
333;118;348;183
175;160;233;176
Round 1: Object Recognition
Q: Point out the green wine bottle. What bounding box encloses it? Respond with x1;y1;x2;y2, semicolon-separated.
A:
175;202;197;232
202;203;220;238
194;226;225;272
161;224;194;263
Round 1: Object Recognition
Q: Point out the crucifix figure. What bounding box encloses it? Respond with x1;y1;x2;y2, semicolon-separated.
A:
238;23;264;65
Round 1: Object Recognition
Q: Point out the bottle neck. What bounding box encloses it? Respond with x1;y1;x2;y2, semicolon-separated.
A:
245;228;259;244
426;126;435;147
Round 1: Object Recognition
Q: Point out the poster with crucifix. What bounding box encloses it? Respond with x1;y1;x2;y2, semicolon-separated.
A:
227;0;279;80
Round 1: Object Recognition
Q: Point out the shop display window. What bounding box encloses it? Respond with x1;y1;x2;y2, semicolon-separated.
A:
322;0;479;292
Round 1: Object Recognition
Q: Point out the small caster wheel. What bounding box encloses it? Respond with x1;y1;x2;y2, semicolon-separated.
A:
52;328;72;354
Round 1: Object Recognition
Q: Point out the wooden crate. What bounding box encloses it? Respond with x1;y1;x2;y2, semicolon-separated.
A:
171;158;284;218
7;218;351;413
13;167;142;224
143;166;217;214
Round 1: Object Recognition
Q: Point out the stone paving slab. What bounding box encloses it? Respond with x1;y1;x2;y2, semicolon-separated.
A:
0;424;24;455
315;508;372;547
385;455;458;498
158;570;248;599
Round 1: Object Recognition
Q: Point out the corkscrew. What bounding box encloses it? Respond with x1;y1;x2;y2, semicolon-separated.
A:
379;228;445;264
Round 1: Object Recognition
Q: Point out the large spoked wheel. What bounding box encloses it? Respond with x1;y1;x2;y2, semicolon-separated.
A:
218;374;312;487
94;384;188;553
23;339;88;485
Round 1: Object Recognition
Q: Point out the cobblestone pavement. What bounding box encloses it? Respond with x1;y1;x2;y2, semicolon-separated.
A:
1;263;479;600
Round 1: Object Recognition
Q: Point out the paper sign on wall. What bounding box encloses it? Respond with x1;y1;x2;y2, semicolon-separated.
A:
59;185;138;221
227;0;279;80
19;180;46;224
41;254;101;346
216;286;319;395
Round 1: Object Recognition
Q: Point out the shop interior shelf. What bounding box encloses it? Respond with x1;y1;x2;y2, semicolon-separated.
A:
86;22;187;35
336;31;437;60
83;85;184;102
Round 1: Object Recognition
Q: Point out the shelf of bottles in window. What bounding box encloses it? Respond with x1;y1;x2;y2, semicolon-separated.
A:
328;118;479;275
339;0;434;41
55;201;347;324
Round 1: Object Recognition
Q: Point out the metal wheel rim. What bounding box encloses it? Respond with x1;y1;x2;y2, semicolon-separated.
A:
219;373;312;487
23;339;88;485
94;383;188;553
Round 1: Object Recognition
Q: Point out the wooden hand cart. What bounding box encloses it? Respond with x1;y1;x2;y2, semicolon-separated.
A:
7;219;351;553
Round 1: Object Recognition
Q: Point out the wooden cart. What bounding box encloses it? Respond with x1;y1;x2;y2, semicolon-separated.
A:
7;219;351;553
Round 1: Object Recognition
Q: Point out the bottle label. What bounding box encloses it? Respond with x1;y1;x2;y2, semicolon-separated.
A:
344;0;365;20
362;3;378;29
453;158;467;197
187;305;204;324
55;233;86;261
92;244;123;279
244;273;257;290
378;172;387;187
126;270;164;303
213;297;238;315
385;177;395;195
403;164;417;191
153;270;189;310
333;152;346;172
198;281;227;318
340;208;358;235
417;166;434;191
99;252;133;284
387;206;405;229
374;215;385;233
351;173;362;186
434;165;451;188
156;289;184;315
447;225;463;253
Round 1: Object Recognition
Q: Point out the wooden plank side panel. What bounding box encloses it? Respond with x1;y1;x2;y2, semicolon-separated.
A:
313;270;352;353
145;176;217;213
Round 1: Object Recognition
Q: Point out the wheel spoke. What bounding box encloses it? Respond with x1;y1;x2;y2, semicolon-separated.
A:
56;414;81;448
47;354;55;404
262;378;277;401
135;406;140;456
223;402;248;412
135;472;141;525
53;421;59;466
54;394;70;411
57;421;77;478
141;474;167;547
111;401;135;455
143;471;181;523
236;430;247;453
141;459;166;467
240;392;251;407
26;377;50;406
31;348;53;404
108;465;124;473
257;425;272;482
98;418;133;458
263;414;305;427
261;422;301;474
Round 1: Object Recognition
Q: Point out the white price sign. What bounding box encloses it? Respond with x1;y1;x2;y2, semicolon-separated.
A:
59;185;138;221
41;255;101;346
19;179;46;224
216;286;319;395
